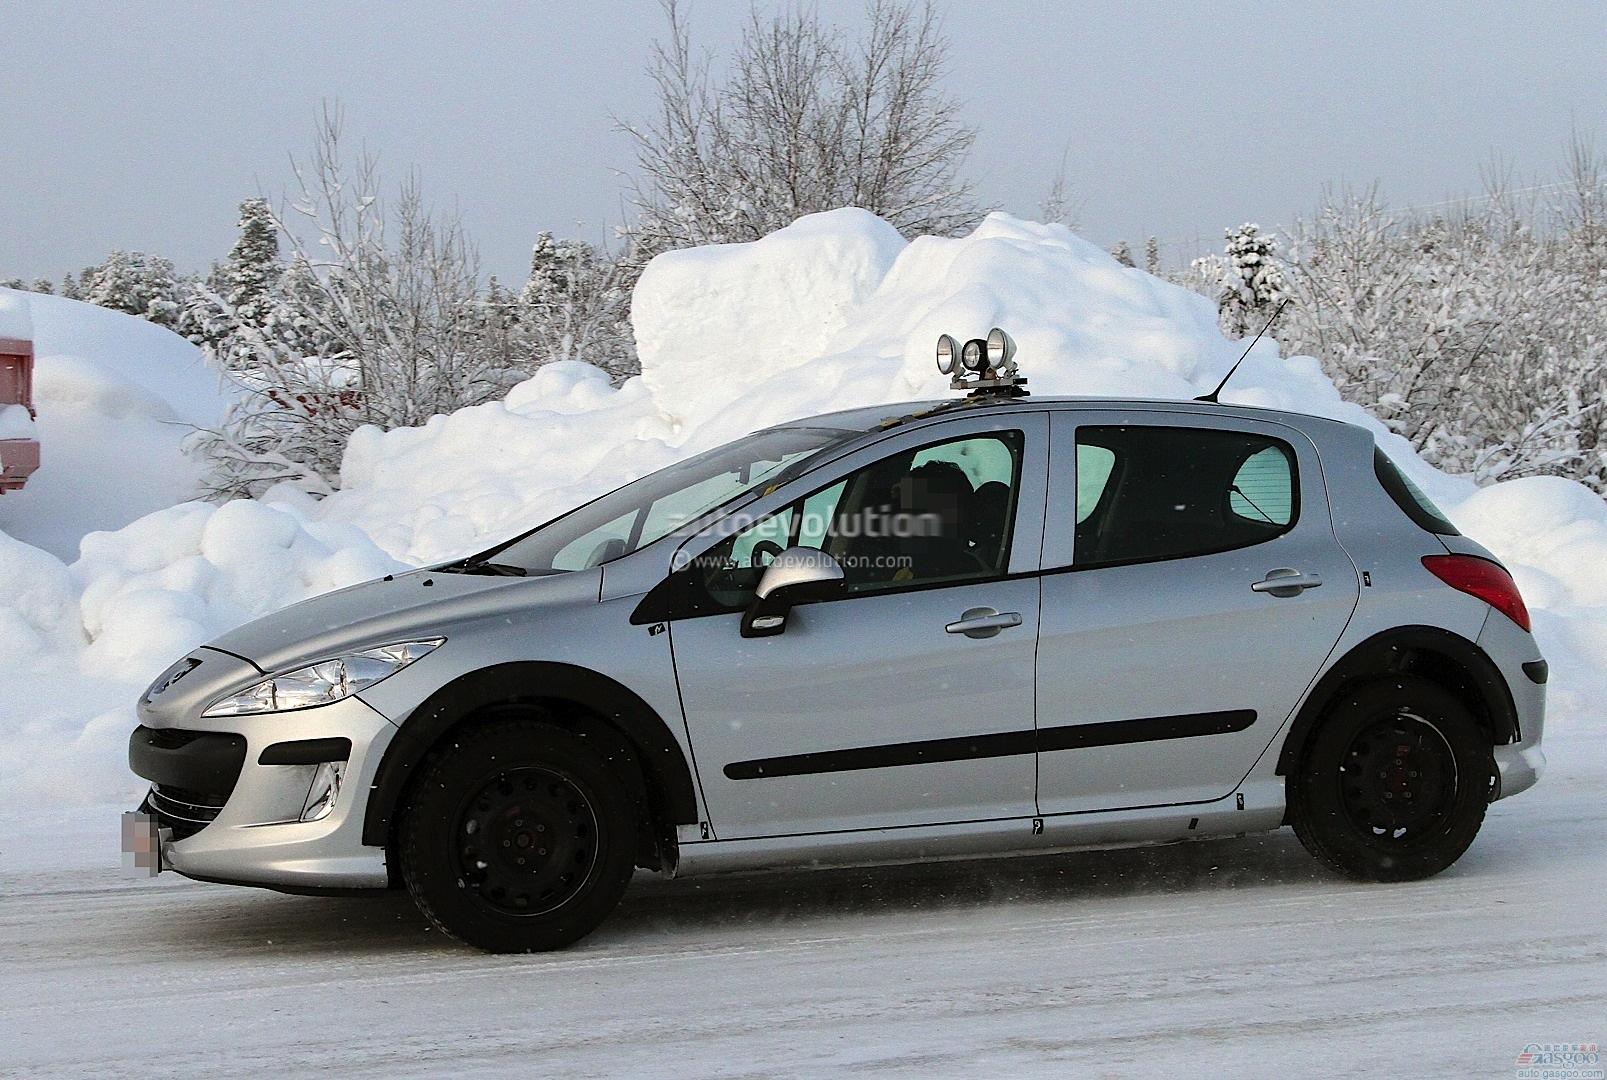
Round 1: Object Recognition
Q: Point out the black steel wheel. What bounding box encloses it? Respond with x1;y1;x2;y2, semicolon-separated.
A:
1290;675;1493;882
400;719;638;952
1336;713;1458;845
454;766;600;918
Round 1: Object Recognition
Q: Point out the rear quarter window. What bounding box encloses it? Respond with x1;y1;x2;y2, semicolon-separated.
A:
1373;447;1460;535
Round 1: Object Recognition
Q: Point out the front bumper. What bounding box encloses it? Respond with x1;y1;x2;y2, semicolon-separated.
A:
126;695;397;890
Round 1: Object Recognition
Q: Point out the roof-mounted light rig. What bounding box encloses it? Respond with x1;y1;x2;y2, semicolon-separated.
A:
936;328;1028;397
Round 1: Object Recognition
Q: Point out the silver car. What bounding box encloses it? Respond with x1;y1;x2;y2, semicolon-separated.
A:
126;371;1546;952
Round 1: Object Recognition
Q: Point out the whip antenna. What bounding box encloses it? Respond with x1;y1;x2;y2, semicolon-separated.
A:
1196;299;1289;404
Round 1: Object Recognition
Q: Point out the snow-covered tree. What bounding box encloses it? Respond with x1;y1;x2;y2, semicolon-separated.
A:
180;197;310;369
72;251;184;328
1109;240;1135;267
625;0;984;255
1192;223;1287;337
0;277;53;294
1145;236;1161;275
222;198;281;320
515;232;637;380
1276;170;1606;492
195;109;522;497
1038;153;1078;228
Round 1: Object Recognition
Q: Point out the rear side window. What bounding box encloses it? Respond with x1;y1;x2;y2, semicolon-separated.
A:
1374;447;1459;535
1073;425;1298;567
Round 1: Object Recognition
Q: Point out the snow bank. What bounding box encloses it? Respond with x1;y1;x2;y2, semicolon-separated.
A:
1443;476;1607;722
0;497;403;806
319;213;1381;565
333;361;677;561
0;404;34;440
0;289;238;559
0;288;32;342
0;210;1602;812
0;528;82;659
634;208;907;431
72;498;405;677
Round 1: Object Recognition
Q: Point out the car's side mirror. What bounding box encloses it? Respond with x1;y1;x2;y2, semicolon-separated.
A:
740;547;844;638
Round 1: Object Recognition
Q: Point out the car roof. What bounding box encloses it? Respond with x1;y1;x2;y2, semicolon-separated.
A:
778;394;1358;441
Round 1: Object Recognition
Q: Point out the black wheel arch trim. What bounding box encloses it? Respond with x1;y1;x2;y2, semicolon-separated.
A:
361;661;700;847
1275;624;1520;776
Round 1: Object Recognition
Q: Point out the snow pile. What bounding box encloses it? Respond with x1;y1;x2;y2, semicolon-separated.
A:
634;210;907;431
0;209;1602;811
0;528;83;658
1446;477;1607;721
0;288;30;342
334;361;677;561
319;211;1397;565
73;498;404;677
0;404;34;440
0;497;402;804
0;289;238;559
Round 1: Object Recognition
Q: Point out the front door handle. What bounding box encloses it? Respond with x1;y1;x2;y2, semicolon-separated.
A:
945;608;1023;638
1251;568;1323;597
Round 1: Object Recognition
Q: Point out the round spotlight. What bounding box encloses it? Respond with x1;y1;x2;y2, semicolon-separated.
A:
935;334;959;375
961;338;986;372
986;327;1016;370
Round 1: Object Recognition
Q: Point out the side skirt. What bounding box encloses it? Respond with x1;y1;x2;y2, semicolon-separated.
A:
670;778;1285;878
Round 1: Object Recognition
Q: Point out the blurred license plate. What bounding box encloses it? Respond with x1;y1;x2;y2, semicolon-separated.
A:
121;810;165;876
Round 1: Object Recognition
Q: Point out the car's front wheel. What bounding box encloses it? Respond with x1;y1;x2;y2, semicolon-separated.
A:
1290;676;1494;882
399;719;638;952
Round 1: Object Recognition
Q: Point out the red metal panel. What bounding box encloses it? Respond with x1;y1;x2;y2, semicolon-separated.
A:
0;437;41;492
0;340;35;413
0;337;39;490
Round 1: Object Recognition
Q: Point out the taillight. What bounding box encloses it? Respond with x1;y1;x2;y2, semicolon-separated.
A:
1421;555;1530;632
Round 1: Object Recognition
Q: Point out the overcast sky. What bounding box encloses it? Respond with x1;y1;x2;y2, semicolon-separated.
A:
3;0;1603;285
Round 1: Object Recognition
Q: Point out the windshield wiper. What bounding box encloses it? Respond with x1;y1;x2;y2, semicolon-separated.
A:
437;558;528;577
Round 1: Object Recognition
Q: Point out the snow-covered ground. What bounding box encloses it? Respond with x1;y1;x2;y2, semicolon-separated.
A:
0;213;1603;1073
3;739;1603;1077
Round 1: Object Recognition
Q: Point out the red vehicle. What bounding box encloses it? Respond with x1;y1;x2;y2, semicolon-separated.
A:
0;292;41;493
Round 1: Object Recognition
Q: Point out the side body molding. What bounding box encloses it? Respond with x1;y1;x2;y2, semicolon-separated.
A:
361;661;700;847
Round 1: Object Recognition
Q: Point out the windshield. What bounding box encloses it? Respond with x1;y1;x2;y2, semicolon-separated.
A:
464;426;857;574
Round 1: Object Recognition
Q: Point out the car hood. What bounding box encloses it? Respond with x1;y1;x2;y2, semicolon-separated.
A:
207;567;601;675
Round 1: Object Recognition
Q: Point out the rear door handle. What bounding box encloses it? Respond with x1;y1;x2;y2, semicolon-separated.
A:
945;608;1023;638
1251;568;1323;597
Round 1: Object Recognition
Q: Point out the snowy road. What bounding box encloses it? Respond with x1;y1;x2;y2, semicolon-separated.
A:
3;745;1603;1079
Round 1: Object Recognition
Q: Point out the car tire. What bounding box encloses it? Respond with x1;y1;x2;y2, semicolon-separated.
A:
1289;675;1494;883
399;718;638;953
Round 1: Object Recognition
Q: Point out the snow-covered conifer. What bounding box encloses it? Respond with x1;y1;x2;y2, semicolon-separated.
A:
73;251;184;328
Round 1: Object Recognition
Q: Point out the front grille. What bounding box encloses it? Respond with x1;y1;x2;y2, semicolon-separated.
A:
142;727;207;751
146;784;227;840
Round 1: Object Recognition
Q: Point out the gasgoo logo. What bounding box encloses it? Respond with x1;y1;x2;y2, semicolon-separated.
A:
1515;1042;1602;1080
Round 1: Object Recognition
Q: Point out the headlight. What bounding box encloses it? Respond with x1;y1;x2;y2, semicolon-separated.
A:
201;639;443;717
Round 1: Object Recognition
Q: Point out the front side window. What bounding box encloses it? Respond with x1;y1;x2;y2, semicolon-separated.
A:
477;425;856;574
1073;425;1297;568
692;431;1024;612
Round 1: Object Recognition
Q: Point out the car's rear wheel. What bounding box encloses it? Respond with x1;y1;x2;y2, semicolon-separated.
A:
1289;676;1494;882
399;719;637;952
